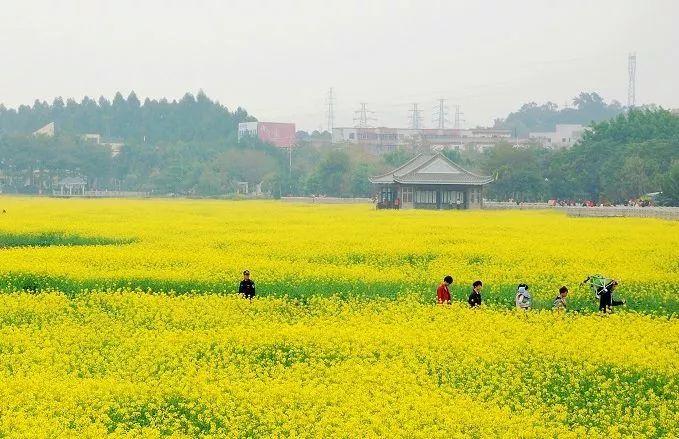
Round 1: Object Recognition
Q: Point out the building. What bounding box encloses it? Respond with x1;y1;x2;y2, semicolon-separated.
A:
238;121;296;148
332;126;512;155
529;124;585;148
81;133;124;157
81;133;101;143
369;152;493;209
33;122;55;137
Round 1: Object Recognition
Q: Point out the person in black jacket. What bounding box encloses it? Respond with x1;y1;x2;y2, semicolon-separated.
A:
239;270;256;299
598;280;625;313
468;280;483;307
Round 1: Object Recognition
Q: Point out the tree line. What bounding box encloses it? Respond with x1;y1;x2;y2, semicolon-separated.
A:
0;91;677;204
485;108;679;205
493;92;624;136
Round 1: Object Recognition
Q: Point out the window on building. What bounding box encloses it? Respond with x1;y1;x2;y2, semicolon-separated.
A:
402;187;413;203
441;191;452;204
414;190;435;204
440;190;464;204
349;133;355;139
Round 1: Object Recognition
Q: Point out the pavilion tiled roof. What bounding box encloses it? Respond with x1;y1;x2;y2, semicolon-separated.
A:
369;152;493;186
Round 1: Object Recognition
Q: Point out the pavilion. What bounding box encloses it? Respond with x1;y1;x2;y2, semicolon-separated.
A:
369;152;493;209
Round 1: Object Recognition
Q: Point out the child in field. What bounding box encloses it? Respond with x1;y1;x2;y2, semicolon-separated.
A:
553;286;568;310
437;275;453;304
515;283;531;310
468;280;482;307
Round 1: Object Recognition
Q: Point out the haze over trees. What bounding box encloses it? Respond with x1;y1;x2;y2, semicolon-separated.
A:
0;91;677;204
0;90;252;142
494;92;624;136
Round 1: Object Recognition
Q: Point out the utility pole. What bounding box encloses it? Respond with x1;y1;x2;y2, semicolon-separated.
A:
353;103;376;128
453;105;465;129
628;52;636;108
433;98;449;129
326;88;335;133
408;103;423;129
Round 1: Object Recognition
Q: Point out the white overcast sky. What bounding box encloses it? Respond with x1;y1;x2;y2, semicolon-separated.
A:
1;0;677;130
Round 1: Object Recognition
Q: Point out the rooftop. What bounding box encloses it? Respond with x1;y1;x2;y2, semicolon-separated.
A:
370;153;493;186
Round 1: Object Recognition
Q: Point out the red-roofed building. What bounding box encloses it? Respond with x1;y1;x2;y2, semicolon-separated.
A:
238;122;296;148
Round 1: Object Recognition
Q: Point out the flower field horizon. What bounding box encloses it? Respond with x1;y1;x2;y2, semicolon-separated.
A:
0;196;677;437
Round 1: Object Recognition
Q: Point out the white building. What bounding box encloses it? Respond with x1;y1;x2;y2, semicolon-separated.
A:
529;124;585;149
81;132;124;157
331;126;512;155
33;122;55;137
238;122;259;139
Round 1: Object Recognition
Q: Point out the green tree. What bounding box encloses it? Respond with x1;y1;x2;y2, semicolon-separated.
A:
659;161;679;205
315;150;351;196
483;143;546;202
349;163;375;197
383;147;415;167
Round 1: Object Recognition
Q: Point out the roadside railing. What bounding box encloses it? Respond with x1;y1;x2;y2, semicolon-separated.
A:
563;206;679;220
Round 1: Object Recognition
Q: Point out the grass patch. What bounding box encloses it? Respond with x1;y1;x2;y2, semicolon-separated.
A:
0;272;677;316
0;232;135;248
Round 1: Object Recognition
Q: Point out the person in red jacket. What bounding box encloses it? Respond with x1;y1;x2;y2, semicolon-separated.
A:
437;275;453;304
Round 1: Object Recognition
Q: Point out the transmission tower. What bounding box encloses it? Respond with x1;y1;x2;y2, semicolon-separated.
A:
353;103;376;128
326;88;335;133
628;52;636;108
433;98;449;129
453;105;465;129
409;103;423;129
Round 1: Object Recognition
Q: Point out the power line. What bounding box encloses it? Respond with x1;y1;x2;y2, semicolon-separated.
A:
408;103;423;129
353;103;376;128
628;52;636;108
433;98;449;129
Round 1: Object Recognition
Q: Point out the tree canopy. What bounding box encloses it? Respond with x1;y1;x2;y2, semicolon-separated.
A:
0;90;254;143
494;92;624;137
1;91;677;204
484;108;679;204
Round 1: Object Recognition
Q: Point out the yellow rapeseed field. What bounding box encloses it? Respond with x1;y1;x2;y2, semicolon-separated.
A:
0;197;677;307
0;197;677;437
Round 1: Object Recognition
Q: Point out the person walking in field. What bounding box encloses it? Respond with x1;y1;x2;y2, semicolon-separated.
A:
515;283;532;310
553;286;569;310
468;280;483;307
437;275;453;304
598;279;626;313
239;270;256;299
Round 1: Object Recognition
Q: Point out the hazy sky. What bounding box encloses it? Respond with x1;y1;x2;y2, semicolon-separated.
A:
1;0;677;130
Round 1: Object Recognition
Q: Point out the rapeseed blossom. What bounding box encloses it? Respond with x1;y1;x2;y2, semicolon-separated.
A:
0;197;677;437
0;293;677;437
0;198;676;310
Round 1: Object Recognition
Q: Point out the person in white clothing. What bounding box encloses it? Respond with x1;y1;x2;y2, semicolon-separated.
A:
515;283;532;310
